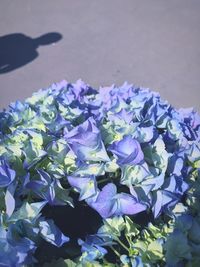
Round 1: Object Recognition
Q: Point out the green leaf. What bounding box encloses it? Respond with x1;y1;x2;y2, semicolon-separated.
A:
78;262;102;267
125;216;140;237
147;239;163;260
42;258;75;267
0;145;7;156
6;144;22;157
98;217;125;239
148;223;165;239
132;240;147;253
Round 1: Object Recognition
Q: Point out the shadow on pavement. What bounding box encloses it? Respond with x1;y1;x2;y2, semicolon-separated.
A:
0;32;62;74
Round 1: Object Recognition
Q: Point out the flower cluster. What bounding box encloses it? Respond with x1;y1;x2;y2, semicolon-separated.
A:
0;79;200;266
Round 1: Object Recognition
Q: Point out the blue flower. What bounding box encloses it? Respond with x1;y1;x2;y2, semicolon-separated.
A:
5;182;17;217
26;170;55;204
71;79;93;100
88;183;146;218
134;126;155;143
67;175;97;200
1;79;200;265
109;135;144;166
165;229;192;265
26;170;73;206
78;235;107;262
39;219;69;247
108;108;133;124
65;117;110;162
0;160;16;187
150;174;189;218
167;155;184;176
179;107;200;131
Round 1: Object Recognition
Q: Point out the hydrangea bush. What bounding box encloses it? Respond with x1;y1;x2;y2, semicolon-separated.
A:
0;80;200;266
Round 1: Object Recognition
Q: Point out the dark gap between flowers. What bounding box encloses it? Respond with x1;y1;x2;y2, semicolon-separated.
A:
34;198;102;265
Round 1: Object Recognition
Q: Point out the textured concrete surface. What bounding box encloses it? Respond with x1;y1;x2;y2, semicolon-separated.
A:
0;0;200;110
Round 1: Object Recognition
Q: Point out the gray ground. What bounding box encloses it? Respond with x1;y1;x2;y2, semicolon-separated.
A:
0;0;200;111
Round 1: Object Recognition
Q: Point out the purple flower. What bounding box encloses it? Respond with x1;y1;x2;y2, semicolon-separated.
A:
98;85;115;109
0;160;16;188
65;117;110;162
67;175;97;200
88;183;146;218
109;135;144;166
71;79;91;100
53;79;68;91
179;107;200;130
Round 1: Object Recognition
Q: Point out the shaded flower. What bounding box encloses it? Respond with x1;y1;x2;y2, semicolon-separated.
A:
187;143;200;163
165;229;192;265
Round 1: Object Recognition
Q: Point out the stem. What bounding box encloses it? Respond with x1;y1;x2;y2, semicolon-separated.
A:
116;237;130;252
110;245;121;258
97;178;110;184
125;234;131;245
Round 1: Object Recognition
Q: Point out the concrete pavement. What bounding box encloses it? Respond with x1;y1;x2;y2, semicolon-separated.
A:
0;0;200;110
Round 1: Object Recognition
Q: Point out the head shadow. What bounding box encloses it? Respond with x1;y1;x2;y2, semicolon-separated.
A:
0;32;62;74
